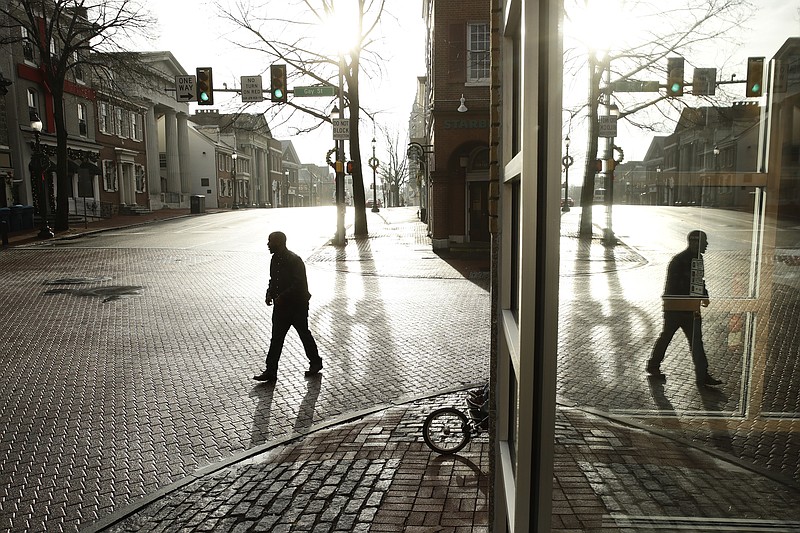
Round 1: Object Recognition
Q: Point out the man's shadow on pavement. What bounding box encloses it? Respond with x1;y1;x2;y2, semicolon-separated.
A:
250;382;276;447
647;375;676;413
294;376;322;433
699;386;736;454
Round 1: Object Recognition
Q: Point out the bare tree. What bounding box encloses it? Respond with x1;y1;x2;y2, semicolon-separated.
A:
375;124;408;207
217;0;388;238
564;0;755;238
0;0;155;231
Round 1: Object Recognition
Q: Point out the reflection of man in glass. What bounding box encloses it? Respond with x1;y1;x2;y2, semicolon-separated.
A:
647;230;722;388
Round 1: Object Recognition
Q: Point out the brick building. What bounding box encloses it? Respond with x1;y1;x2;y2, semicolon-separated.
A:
421;0;491;251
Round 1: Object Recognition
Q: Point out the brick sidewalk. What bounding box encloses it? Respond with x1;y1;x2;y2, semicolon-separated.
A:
95;392;800;532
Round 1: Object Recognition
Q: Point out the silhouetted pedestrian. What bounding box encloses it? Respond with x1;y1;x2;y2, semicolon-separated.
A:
646;230;722;388
253;231;323;382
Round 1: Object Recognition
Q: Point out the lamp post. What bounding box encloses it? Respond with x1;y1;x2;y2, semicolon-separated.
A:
407;142;432;223
284;170;290;208
603;103;620;245
30;114;53;239
331;97;346;244
369;137;380;212
562;135;573;213
231;151;239;209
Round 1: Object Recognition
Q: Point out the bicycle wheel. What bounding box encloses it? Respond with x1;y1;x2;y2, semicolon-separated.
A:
423;407;470;454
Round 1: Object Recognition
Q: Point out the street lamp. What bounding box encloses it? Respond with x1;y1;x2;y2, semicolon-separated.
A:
284;170;291;208
562;135;573;213
30;113;53;239
231;151;239;209
369;137;380;212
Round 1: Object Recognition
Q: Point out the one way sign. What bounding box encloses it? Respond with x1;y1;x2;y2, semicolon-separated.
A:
175;75;197;103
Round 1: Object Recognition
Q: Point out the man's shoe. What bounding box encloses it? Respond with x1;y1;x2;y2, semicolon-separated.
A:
703;374;723;386
253;371;277;382
305;361;323;377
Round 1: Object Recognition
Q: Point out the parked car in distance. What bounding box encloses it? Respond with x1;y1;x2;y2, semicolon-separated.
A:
561;196;574;208
366;199;382;208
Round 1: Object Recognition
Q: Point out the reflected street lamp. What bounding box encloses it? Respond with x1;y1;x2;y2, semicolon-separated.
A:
369;137;380;212
562;135;573;213
231;151;239;209
30;113;53;239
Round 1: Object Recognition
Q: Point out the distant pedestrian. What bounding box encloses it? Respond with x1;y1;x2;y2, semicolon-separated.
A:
646;230;722;388
253;231;323;382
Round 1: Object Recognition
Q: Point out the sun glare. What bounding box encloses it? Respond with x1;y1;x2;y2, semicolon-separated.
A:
320;1;361;55
566;0;633;56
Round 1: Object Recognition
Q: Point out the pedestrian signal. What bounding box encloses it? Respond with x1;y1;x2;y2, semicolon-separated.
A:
346;161;354;174
196;67;214;105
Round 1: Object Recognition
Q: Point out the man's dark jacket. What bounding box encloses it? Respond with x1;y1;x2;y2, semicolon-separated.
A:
267;249;311;310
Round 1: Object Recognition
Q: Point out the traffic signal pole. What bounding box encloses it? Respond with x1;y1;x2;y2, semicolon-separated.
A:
603;61;616;245
334;55;346;246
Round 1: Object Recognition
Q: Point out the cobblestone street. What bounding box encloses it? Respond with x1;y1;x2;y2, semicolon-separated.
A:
1;207;798;532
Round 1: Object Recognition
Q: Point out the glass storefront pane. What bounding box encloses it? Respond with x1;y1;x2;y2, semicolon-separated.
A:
558;0;800;527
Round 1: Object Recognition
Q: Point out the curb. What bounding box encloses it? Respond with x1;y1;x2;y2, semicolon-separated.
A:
562;400;800;492
81;382;484;533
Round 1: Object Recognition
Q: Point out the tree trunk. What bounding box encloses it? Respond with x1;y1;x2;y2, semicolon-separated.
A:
51;85;71;232
346;52;368;237
578;57;602;239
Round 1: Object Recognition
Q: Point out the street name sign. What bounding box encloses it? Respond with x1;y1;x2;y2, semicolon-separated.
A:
598;115;617;138
612;80;659;92
175;75;196;102
295;85;337;97
332;118;349;140
241;76;264;102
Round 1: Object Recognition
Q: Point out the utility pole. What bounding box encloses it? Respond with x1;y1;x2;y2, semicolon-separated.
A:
333;55;346;246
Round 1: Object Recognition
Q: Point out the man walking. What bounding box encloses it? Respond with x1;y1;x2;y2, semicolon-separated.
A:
646;230;722;388
254;231;323;382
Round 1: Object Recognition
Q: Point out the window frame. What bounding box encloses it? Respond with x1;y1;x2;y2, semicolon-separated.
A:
466;21;490;84
78;103;88;137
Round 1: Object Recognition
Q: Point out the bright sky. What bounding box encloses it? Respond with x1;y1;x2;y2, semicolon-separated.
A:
562;0;800;171
142;0;799;172
142;0;427;166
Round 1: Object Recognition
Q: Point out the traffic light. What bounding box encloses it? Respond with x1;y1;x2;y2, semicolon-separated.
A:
270;64;287;103
196;67;214;105
746;57;765;97
666;57;684;96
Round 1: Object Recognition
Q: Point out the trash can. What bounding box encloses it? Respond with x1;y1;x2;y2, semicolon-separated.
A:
190;195;205;214
21;205;34;229
10;205;23;232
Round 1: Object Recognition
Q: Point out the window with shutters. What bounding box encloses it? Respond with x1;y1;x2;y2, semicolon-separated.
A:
103;160;117;191
135;165;146;192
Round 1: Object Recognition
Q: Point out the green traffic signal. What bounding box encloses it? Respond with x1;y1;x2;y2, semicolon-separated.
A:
270;64;287;103
746;57;764;98
196;67;214;106
666;57;684;97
